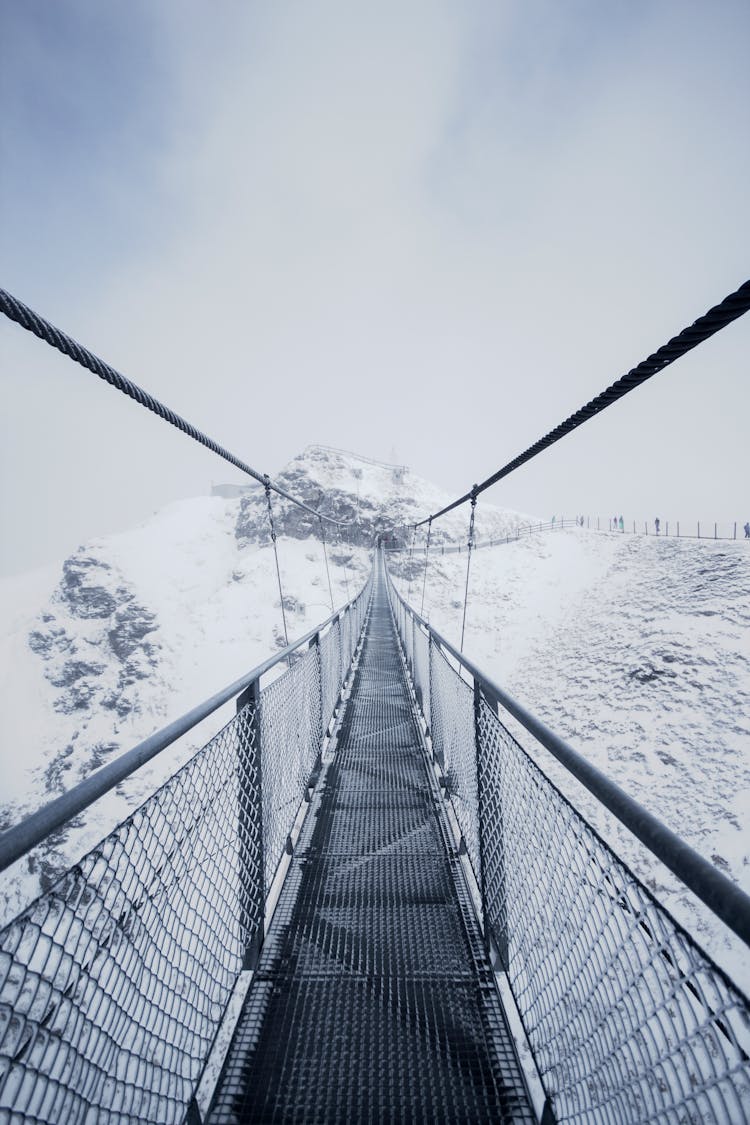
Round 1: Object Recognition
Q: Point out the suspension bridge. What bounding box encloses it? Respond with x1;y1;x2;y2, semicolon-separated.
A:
1;282;750;1123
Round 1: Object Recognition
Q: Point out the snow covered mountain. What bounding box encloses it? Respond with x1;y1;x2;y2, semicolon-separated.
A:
1;444;748;993
0;446;528;917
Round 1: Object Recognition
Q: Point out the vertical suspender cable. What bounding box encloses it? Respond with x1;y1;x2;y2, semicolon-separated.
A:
264;480;289;649
320;517;335;613
460;489;478;653
338;522;351;602
420;516;433;618
407;524;417;602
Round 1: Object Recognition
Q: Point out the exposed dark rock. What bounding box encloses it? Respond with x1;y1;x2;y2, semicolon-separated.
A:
53;681;97;713
108;604;158;662
101;690;135;718
47;660;105;688
281;594;305;613
29;627;73;657
628;663;677;684
44;744;75;791
86;741;120;770
60;557;117;619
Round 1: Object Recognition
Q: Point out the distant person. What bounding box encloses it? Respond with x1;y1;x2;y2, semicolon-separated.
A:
619;515;624;532
655;517;660;535
551;515;556;527
745;522;750;539
613;515;618;531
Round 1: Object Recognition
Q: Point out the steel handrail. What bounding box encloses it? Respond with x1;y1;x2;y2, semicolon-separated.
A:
385;560;750;948
0;579;371;875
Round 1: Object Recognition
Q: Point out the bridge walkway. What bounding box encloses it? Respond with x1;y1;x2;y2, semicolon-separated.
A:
207;562;534;1122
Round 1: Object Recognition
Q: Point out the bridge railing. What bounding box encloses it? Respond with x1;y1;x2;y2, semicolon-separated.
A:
0;574;372;1124
386;561;750;1125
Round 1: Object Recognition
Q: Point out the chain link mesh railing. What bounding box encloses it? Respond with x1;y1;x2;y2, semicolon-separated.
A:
0;576;371;1123
386;562;750;1124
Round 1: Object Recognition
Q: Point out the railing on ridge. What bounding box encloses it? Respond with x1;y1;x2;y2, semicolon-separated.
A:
386;516;748;554
0;573;372;1124
385;557;750;1125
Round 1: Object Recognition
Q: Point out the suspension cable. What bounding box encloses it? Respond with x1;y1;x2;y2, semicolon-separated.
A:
264;480;289;649
415;279;750;527
319;517;335;613
0;287;351;527
406;524;417;602
419;516;433;618
337;521;351;602
460;490;478;652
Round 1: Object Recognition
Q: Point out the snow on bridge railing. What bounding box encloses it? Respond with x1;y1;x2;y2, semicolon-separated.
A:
0;574;372;1124
385;558;750;1124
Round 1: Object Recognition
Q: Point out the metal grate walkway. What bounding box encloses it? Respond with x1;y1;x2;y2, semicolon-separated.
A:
207;565;534;1123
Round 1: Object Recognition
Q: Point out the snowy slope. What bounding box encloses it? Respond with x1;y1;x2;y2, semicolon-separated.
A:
0;445;530;921
1;444;748;995
390;527;750;990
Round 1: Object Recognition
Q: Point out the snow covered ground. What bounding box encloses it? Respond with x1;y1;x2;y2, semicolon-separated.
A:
391;525;750;992
1;444;748;995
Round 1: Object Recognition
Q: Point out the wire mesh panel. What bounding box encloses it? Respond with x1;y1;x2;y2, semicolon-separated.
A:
319;617;341;733
476;696;750;1123
428;645;481;888
413;624;431;731
0;708;262;1124
339;610;352;686
259;644;322;891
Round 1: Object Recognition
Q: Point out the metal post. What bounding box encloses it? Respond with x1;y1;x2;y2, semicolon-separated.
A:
734;522;737;540
236;678;264;970
715;522;717;539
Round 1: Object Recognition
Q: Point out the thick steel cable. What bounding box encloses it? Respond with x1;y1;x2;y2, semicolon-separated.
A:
319;517;335;613
459;491;478;652
419;516;433;618
416;280;750;526
264;482;289;649
0;287;350;526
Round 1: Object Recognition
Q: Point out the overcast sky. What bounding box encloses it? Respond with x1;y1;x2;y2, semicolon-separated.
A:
1;0;748;575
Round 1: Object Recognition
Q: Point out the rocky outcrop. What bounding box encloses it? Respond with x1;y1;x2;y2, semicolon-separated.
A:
27;550;160;765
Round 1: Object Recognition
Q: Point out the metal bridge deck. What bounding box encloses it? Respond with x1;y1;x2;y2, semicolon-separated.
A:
207;569;534;1123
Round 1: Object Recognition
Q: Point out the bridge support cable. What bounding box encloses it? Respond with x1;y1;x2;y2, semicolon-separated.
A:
319;516;335;613
415;279;750;528
264;480;290;650
406;524;417;602
337;523;351;602
419;515;433;618
0;287;350;528
459;490;478;652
